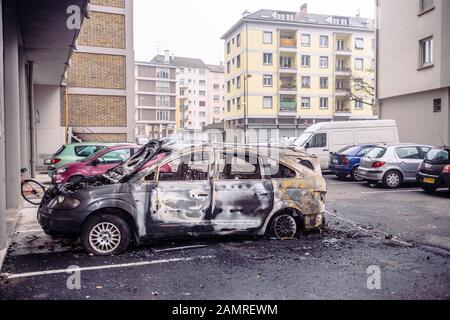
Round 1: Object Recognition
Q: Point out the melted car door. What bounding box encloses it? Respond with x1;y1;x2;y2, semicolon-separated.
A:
152;151;213;234
211;152;274;232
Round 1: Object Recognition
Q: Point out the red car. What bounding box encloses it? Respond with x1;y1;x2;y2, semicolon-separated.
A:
52;144;169;184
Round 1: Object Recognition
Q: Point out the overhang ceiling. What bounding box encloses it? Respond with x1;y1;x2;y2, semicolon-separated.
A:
16;0;90;85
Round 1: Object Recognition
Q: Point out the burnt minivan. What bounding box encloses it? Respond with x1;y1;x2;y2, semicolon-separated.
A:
38;140;327;255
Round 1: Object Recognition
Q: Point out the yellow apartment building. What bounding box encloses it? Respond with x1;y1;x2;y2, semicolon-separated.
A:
221;4;376;137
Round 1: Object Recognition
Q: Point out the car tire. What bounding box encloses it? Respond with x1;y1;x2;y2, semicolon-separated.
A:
268;212;300;239
68;175;84;183
351;167;364;181
421;185;437;194
81;214;131;256
382;170;403;189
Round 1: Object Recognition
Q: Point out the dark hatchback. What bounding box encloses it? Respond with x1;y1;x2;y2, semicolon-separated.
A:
329;145;376;181
416;147;450;193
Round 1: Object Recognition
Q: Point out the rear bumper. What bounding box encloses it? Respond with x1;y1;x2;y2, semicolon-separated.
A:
357;167;384;181
329;164;352;176
416;172;449;188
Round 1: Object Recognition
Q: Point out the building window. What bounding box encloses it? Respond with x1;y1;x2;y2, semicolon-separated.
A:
355;58;364;70
227;81;231;93
213;84;220;90
227;61;231;73
280;56;293;69
320;56;329;68
355;99;364;110
277;12;295;21
301;55;310;67
199;80;206;86
179;68;184;73
355;38;364;50
156;81;170;93
419;37;433;68
263;31;273;44
199;90;206;96
227;41;231;54
420;0;434;13
237;76;241;89
263;96;273;109
213;95;220;102
156;67;170;79
301;97;311;109
263;53;273;65
320;35;329;48
301;76;311;88
237;33;241;47
301;34;310;47
320;98;329;109
156;96;170;107
199;101;206;107
263;75;273;87
332;17;349;25
237;97;241;110
433;99;441;112
227;100;231;112
156;110;169;121
354;78;364;90
237;55;241;68
320;77;329;89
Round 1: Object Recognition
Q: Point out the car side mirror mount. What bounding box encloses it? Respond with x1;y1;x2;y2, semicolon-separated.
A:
305;142;310;149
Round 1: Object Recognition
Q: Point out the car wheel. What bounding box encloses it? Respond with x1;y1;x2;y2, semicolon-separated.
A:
382;170;403;189
68;175;84;183
270;213;299;239
351;167;364;181
81;214;131;256
421;185;437;194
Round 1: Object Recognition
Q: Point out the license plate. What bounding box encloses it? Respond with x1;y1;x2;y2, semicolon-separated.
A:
423;177;435;184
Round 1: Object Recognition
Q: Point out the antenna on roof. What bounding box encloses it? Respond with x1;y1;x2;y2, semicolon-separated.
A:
356;9;361;17
439;133;447;147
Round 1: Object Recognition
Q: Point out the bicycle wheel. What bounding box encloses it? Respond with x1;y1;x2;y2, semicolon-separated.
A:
21;180;46;205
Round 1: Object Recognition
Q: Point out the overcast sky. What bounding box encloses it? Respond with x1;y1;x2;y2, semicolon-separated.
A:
134;0;375;65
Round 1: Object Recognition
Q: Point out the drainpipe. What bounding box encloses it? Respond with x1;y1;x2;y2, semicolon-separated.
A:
27;61;36;178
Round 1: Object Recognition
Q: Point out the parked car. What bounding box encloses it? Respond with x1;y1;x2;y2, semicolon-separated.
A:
416;147;450;193
45;143;114;177
358;144;432;188
38;140;327;256
329;145;376;181
51;144;169;184
292;120;399;170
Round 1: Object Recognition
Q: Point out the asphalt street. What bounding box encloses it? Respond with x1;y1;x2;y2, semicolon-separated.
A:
0;175;449;300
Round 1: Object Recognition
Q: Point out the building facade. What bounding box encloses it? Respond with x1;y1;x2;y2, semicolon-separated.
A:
135;52;225;138
135;59;177;138
65;0;135;144
222;4;376;138
377;0;450;146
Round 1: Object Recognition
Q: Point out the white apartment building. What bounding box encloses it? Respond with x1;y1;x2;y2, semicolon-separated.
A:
377;0;450;145
206;64;226;125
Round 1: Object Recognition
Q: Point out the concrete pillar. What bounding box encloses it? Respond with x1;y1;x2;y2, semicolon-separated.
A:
3;1;22;209
19;48;29;172
0;0;8;251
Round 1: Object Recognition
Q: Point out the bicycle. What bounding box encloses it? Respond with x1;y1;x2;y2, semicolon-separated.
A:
21;168;46;206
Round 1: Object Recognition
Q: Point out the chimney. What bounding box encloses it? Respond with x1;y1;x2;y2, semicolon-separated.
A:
164;50;170;63
300;3;308;17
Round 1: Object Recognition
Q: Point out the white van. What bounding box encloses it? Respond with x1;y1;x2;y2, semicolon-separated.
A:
293;120;399;170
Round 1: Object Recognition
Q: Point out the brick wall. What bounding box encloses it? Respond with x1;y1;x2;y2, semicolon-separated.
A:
77;11;125;49
62;95;127;127
75;133;128;143
90;0;125;8
68;52;126;89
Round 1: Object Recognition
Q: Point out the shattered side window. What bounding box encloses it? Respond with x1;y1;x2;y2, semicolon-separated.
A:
265;159;297;179
219;153;261;180
158;152;209;182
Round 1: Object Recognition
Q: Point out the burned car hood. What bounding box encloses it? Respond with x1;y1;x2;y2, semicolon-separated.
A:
106;139;163;183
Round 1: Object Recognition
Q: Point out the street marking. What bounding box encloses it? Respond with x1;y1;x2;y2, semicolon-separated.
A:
325;210;413;247
1;255;215;280
153;245;208;253
361;189;423;195
328;181;366;185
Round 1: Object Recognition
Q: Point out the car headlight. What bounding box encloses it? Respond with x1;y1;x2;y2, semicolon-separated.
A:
56;167;68;175
47;195;80;210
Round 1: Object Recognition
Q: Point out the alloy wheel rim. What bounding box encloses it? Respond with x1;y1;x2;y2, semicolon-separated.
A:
386;173;400;187
273;215;297;239
89;222;121;254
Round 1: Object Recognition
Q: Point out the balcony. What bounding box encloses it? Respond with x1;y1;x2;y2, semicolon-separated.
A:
334;106;352;117
279;101;297;114
335;67;352;76
335;48;352;56
279;38;297;48
335;87;350;96
280;83;297;93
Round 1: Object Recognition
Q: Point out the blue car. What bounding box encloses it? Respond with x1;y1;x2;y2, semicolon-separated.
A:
329;145;376;181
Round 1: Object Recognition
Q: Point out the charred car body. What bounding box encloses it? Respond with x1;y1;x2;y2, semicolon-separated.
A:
38;140;327;255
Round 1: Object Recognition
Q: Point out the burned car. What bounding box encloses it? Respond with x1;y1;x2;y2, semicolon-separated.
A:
38;140;327;255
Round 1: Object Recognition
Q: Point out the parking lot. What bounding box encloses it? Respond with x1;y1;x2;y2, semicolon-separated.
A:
0;174;449;300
